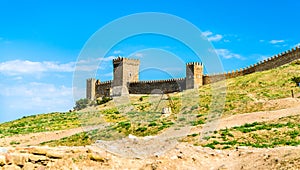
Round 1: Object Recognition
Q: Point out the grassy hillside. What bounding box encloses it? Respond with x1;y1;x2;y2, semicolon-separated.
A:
41;61;300;147
198;60;300;116
1;61;300;147
0;112;80;138
183;114;300;149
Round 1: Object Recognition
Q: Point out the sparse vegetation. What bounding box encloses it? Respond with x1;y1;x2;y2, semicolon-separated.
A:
0;112;80;137
291;76;300;85
97;97;112;105
41;131;94;146
74;98;90;110
184;115;300;149
2;62;300;148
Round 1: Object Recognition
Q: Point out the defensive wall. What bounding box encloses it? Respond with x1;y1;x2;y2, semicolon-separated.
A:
128;78;186;94
87;46;300;99
203;47;300;84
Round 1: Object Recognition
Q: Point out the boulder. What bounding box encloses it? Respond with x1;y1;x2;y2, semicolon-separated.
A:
29;155;48;163
46;151;64;159
23;162;36;170
162;107;172;114
2;164;22;170
0;155;6;166
88;153;106;162
30;148;47;155
10;153;29;166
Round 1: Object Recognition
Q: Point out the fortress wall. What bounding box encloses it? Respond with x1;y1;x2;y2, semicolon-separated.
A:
91;47;300;97
95;80;112;98
203;47;300;85
128;78;185;94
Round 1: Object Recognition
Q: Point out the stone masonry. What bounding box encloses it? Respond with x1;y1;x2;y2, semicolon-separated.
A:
87;46;300;99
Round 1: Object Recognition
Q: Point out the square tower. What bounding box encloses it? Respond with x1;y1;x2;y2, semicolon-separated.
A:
112;57;140;96
186;62;203;89
86;78;96;100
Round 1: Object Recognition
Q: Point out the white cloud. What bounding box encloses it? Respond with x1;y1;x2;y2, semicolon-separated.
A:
76;55;116;71
134;53;144;58
257;55;270;62
215;49;243;59
269;40;285;44
0;60;75;76
293;43;300;48
202;31;213;37
0;56;117;76
103;72;113;77
13;76;23;80
0;82;73;111
208;34;223;42
202;31;223;42
113;50;121;54
96;55;116;62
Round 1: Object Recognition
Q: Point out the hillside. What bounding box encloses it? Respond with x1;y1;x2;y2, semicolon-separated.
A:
0;61;300;169
1;60;300;145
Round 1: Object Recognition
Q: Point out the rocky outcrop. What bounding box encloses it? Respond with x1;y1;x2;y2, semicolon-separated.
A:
1;144;300;169
0;146;109;170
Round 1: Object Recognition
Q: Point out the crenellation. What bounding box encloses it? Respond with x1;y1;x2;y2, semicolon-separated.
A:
87;46;300;98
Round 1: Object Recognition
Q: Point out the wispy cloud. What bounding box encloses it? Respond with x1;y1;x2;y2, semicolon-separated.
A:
76;55;115;71
0;60;75;76
202;31;223;42
292;43;300;48
215;49;243;59
0;56;118;76
78;55;115;64
269;40;285;44
113;50;121;54
134;53;144;58
0;82;73;111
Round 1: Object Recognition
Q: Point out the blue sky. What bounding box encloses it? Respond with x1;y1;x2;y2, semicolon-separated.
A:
0;0;300;123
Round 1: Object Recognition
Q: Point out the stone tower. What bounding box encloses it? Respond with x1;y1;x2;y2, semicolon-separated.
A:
112;57;140;96
86;78;96;100
186;62;203;89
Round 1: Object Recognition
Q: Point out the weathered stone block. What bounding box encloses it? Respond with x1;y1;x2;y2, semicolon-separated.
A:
2;164;22;170
30;148;47;156
23;162;36;170
10;153;29;166
88;153;106;162
0;155;6;166
46;151;64;159
29;155;48;163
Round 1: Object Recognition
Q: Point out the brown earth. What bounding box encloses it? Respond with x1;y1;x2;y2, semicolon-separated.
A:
1;97;300;169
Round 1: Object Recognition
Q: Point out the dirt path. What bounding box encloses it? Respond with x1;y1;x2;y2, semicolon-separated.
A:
192;97;300;133
1;97;300;147
217;104;300;130
0;125;106;147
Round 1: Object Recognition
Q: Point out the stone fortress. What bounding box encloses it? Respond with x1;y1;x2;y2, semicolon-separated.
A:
87;47;300;100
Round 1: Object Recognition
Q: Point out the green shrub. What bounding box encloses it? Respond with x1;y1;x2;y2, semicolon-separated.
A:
97;97;112;105
74;98;90;110
291;76;300;85
136;127;147;132
10;141;20;145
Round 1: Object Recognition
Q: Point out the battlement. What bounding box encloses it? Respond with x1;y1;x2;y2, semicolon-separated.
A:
129;78;186;94
87;45;300;98
112;56;140;63
130;78;186;84
203;46;300;84
97;80;112;85
186;62;202;66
